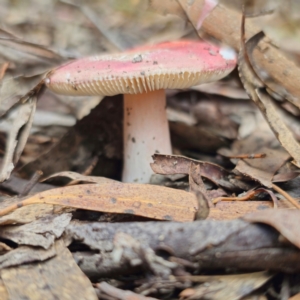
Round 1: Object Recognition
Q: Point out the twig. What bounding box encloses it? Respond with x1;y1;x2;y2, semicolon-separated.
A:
272;183;300;209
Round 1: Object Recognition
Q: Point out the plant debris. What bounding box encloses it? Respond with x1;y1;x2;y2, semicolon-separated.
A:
0;0;300;299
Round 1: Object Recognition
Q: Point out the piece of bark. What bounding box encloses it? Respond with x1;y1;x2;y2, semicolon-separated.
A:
0;213;71;249
73;251;140;279
0;240;97;300
96;281;159;300
0;245;56;270
66;216;300;278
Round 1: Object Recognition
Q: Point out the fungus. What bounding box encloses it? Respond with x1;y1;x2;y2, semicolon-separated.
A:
45;40;236;183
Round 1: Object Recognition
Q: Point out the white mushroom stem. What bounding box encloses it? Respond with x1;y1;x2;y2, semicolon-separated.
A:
122;89;172;183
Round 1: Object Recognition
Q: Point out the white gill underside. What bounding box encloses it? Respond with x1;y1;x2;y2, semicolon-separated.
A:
54;69;224;96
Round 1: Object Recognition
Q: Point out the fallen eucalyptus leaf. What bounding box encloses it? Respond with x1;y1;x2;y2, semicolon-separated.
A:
0;183;198;222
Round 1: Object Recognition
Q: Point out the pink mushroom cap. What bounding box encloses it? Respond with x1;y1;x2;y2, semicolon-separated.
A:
45;40;236;96
45;40;236;183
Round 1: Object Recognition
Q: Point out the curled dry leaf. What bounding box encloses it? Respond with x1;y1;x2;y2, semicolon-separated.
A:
0;97;36;182
0;79;45;182
238;27;300;168
0;182;198;222
247;32;300;109
171;0;300;103
151;154;252;191
42;170;117;185
234;148;290;188
217;0;300;56
189;162;210;220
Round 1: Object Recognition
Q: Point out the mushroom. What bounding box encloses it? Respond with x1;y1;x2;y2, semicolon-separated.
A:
45;40;236;183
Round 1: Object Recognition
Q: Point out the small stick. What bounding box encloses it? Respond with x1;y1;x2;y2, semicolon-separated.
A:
213;188;279;208
222;153;267;159
272;183;300;209
213;190;256;204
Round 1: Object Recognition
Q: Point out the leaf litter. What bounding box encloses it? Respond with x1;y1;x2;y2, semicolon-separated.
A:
0;0;300;299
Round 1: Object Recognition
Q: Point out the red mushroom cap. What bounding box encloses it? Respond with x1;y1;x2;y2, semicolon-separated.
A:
45;40;236;96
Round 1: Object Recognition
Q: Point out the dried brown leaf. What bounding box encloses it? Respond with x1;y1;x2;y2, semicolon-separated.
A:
151;154;251;191
174;1;300;104
246;31;300;109
180;271;272;300
234;148;290;187
238;25;300;168
272;172;300;183
189;163;210;220
255;88;300;167
243;209;300;249
0;182;198;222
